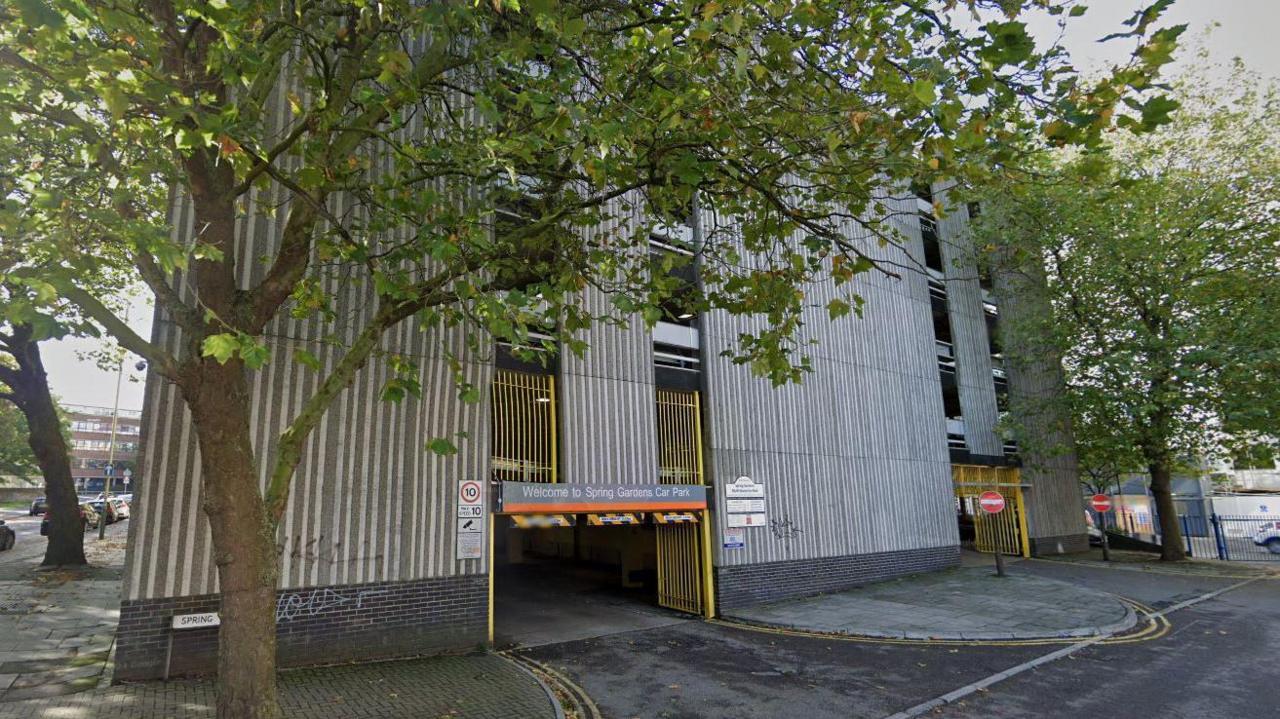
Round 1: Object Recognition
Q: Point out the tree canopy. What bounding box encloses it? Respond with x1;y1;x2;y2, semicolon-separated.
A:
0;398;38;477
970;59;1280;556
1;0;1185;387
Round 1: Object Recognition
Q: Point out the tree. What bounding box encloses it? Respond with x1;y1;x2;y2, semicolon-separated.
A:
0;1;1181;715
0;395;38;477
972;61;1280;561
0;322;86;564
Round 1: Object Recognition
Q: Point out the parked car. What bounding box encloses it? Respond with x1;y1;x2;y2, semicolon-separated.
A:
1253;521;1280;554
40;504;98;535
1085;511;1104;546
90;500;120;525
0;521;14;550
108;497;129;520
81;503;100;530
29;496;47;516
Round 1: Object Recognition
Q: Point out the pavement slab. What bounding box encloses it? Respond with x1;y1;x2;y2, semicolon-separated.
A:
0;522;127;704
724;566;1136;640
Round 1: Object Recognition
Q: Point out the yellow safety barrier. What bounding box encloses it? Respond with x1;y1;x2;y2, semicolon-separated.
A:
586;513;643;526
653;512;698;524
952;464;1031;558
491;369;557;483
509;514;574;528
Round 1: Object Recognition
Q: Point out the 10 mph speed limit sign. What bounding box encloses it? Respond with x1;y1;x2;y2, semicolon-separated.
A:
458;480;484;518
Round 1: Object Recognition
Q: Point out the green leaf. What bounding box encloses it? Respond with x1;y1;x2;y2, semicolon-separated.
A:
293;349;322;371
426;438;458;456
14;0;64;29
201;334;239;364
1139;95;1179;130
238;340;270;369
911;79;937;105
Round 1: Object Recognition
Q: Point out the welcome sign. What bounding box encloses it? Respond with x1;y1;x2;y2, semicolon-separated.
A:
498;482;707;514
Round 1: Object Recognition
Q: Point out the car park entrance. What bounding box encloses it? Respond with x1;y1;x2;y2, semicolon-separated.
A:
490;482;714;648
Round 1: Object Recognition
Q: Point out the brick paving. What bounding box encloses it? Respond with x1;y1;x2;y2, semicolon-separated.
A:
725;565;1135;640
0;653;558;718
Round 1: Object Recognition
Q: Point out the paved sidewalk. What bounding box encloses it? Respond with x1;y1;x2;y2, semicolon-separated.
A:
725;566;1135;640
0;523;127;701
0;521;558;718
1035;548;1280;579
0;653;559;719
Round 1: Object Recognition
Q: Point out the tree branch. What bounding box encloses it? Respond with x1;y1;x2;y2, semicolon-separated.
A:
260;263;537;525
56;284;179;379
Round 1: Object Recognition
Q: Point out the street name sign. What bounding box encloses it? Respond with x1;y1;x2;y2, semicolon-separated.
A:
172;613;220;630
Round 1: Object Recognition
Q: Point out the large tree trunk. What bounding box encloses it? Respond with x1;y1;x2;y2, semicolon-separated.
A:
184;358;281;719
3;327;85;566
1148;458;1185;562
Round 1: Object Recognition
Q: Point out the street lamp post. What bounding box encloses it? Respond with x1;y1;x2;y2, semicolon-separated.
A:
99;326;127;541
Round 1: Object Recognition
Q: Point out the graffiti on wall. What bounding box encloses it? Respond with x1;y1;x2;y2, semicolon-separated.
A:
275;587;387;622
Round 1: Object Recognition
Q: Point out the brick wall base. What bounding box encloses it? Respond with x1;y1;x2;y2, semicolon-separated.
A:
114;574;487;682
1030;533;1091;556
715;545;960;610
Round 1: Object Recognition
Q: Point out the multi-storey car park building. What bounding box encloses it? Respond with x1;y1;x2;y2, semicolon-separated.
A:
115;184;1088;681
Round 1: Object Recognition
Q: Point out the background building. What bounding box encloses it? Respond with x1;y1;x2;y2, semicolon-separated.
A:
65;404;141;494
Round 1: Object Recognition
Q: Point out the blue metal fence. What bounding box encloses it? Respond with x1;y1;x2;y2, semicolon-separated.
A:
1201;515;1280;562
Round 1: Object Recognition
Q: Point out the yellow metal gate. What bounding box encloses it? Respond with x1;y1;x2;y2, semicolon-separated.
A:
656;520;704;614
655;390;714;617
491;369;557;483
953;465;1031;558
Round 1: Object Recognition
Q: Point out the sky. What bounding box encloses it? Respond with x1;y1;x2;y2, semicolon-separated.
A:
37;0;1279;412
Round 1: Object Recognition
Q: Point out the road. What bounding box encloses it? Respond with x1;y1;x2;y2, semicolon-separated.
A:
0;510;48;564
0;509;128;569
931;565;1278;719
518;561;1278;719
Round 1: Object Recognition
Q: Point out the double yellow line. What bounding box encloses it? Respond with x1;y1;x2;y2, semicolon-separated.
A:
710;596;1168;648
502;651;603;719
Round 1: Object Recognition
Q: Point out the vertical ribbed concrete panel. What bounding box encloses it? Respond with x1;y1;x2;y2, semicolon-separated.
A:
702;199;959;569
123;68;494;599
991;247;1088;548
559;201;660;485
934;191;1002;456
124;201;493;601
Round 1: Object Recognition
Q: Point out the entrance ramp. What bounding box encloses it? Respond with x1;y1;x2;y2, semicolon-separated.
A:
494;562;690;649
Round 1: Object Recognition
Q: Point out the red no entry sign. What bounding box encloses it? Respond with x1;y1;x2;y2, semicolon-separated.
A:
978;491;1005;514
1090;494;1113;513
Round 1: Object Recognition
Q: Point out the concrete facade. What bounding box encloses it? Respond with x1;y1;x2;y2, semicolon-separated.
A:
117;181;1081;679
